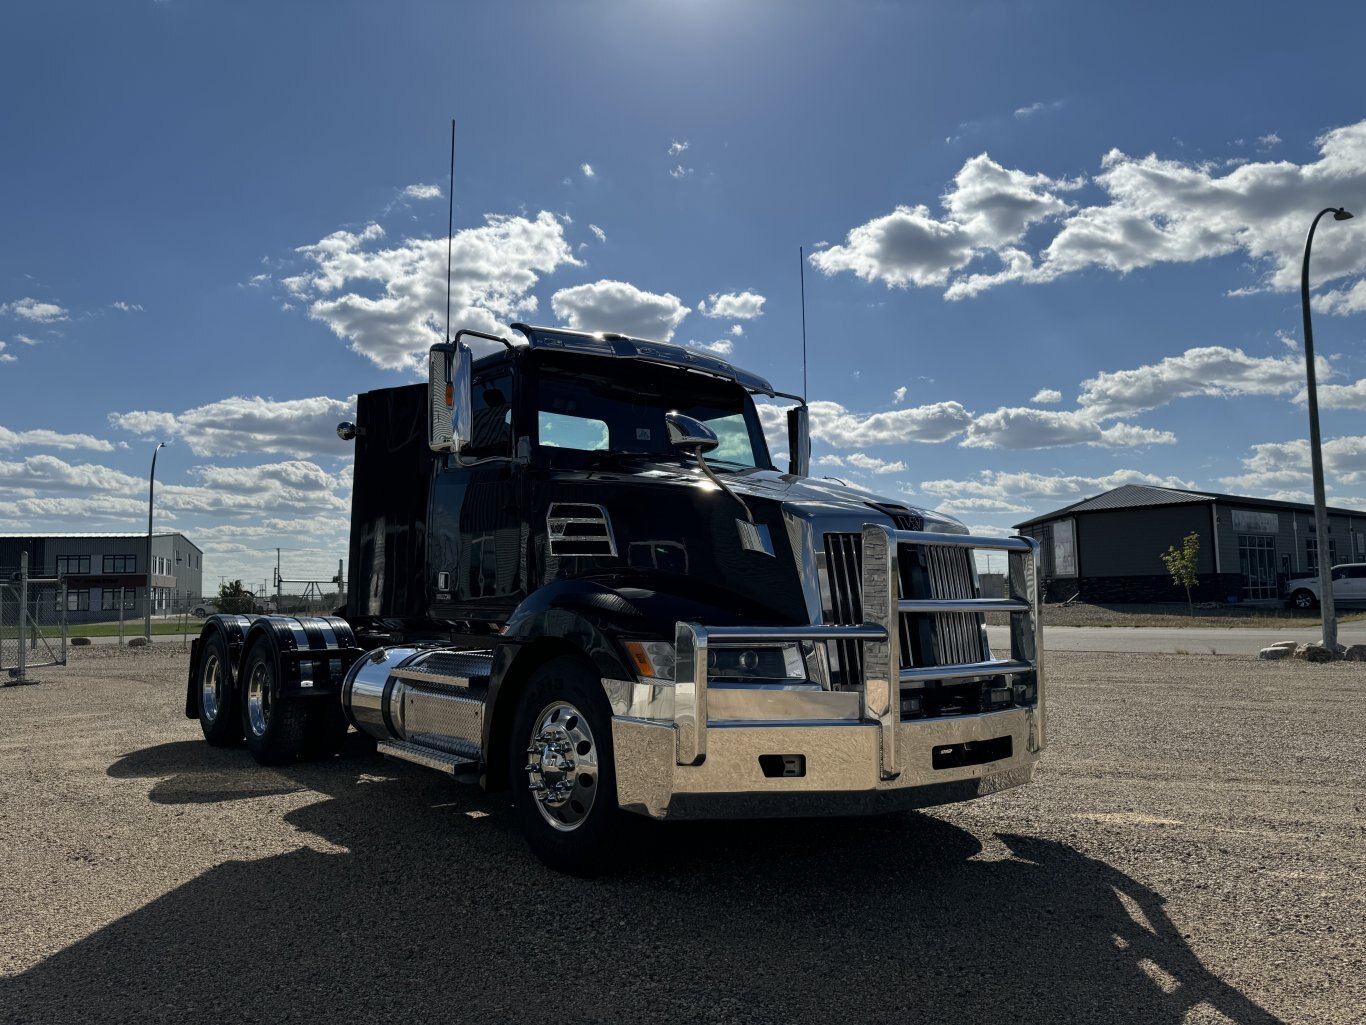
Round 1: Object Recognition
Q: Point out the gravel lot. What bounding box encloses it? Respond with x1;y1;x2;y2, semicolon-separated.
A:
1;645;1362;1024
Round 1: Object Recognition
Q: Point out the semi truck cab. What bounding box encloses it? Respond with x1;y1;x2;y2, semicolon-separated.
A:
188;324;1045;873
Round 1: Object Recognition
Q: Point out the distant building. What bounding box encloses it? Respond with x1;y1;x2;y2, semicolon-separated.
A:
1014;485;1366;605
0;531;204;624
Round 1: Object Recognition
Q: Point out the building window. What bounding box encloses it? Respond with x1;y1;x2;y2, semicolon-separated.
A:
65;589;90;612
99;589;135;611
1306;538;1339;574
1237;535;1278;600
56;555;90;575
103;555;136;573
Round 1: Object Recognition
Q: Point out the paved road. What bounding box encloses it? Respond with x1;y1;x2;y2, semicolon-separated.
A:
2;645;1363;1023
988;622;1366;655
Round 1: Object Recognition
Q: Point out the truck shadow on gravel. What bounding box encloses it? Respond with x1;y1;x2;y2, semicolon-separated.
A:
2;740;1283;1025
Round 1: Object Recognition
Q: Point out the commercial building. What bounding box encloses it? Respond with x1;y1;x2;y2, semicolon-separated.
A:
0;532;204;624
1014;484;1366;605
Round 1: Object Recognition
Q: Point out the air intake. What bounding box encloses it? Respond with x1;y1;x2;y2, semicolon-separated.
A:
547;503;618;557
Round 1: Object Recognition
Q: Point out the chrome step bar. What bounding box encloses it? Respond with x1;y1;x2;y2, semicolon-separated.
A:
377;740;479;776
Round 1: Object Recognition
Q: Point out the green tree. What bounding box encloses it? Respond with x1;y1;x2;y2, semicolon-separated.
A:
217;579;254;615
1161;532;1201;616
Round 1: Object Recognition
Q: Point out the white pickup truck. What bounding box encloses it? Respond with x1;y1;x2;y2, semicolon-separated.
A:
1284;563;1366;609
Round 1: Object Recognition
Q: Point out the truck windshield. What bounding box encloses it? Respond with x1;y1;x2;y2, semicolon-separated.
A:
534;359;773;470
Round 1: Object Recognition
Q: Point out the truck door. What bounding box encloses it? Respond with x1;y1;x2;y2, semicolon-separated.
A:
430;370;526;622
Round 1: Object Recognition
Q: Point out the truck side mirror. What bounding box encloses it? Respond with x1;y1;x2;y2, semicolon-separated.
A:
429;342;472;453
786;404;810;477
664;412;719;453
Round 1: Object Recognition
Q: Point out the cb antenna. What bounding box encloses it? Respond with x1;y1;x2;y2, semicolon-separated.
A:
799;245;808;402
445;119;455;343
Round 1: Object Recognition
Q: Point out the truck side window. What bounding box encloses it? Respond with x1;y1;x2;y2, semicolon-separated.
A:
468;374;513;459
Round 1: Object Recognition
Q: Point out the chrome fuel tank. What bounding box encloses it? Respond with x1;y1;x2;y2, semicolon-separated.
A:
341;646;493;760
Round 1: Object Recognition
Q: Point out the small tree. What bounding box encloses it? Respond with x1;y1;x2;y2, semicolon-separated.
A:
217;579;254;615
1161;532;1201;616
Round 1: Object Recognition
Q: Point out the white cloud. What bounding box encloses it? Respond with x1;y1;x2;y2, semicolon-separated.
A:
1220;435;1366;494
1317;378;1366;410
1076;346;1323;418
698;291;766;319
1014;100;1063;120
0;341;12;364
812;119;1366;306
668;140;689;156
110;301;144;312
281;213;578;370
109;395;357;458
893;386;907;404
962;407;1176;449
811;154;1081;290
729;324;744;336
550;280;690;341
1315;277;1366;315
932;496;1032;515
688;339;733;356
2;297;68;322
669;165;693;179
1031;388;1062;404
402;183;442;200
589;224;607;243
845;452;907;474
758;399;972;448
1258;132;1282;148
581;163;595;178
0;425;114;452
918;467;1197;506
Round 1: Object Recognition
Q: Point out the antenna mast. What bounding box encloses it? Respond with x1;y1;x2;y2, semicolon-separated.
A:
445;119;455;342
799;245;808;402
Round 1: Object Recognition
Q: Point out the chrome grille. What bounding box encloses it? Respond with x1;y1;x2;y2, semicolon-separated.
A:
823;532;865;687
823;532;986;686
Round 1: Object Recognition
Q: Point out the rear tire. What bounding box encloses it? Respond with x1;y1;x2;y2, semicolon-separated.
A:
1291;589;1317;610
197;630;243;747
508;656;619;876
240;637;310;766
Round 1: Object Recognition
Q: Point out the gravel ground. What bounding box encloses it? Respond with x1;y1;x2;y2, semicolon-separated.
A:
1;644;1362;1024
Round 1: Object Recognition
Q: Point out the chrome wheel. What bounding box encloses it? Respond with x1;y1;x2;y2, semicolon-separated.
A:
524;700;599;831
200;651;224;724
246;660;272;737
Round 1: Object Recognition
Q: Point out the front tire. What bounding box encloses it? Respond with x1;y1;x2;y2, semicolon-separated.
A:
197;630;243;746
239;637;310;766
508;657;619;875
1291;589;1318;610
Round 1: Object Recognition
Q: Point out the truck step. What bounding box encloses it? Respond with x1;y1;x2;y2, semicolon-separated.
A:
377;740;479;777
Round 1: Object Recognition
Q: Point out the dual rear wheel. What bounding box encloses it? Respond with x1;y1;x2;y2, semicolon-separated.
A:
197;631;347;763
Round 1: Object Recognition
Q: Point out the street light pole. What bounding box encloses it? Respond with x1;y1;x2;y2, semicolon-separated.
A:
1300;206;1353;653
145;441;166;640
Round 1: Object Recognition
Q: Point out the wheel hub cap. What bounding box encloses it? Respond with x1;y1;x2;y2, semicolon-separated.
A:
201;653;222;723
524;701;598;831
246;663;271;736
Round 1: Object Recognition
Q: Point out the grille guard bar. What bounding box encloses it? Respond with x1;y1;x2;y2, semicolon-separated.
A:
673;523;1043;777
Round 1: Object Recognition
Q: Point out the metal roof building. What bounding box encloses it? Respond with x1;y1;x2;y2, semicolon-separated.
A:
0;531;204;624
1013;485;1366;605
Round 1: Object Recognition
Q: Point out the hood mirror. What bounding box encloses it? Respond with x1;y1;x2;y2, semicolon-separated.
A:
664;412;719;454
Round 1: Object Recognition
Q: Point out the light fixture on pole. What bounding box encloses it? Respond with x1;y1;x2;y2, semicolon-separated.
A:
145;441;166;640
1300;206;1353;653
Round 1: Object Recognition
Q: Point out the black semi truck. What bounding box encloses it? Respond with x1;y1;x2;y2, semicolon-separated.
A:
187;323;1045;872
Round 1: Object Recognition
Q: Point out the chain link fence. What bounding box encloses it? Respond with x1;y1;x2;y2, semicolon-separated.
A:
1;553;68;684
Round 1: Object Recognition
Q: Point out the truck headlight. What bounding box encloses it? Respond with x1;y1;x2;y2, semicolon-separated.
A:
706;643;808;682
624;641;812;683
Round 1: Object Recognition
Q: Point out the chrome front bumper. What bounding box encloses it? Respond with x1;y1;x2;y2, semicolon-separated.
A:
610;523;1045;821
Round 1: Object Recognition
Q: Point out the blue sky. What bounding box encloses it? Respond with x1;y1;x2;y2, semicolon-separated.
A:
4;0;1366;593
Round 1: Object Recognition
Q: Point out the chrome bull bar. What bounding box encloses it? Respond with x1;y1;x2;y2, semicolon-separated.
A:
673;523;1043;778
